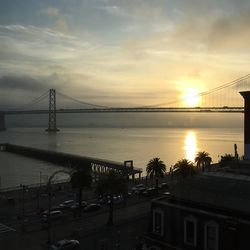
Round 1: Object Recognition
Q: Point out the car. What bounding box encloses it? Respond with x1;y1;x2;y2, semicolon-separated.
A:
131;184;146;193
142;187;157;196
160;182;169;189
42;206;62;215
106;195;124;205
49;239;80;250
84;203;101;212
132;184;145;191
59;200;75;209
113;195;124;204
42;210;63;223
98;196;108;205
70;201;88;210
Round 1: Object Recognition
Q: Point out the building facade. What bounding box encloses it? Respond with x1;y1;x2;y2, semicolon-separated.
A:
146;174;250;250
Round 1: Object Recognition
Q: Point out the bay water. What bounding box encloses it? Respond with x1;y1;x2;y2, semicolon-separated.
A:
0;112;244;188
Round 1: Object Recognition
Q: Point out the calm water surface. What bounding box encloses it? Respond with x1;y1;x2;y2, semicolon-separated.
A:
0;125;243;188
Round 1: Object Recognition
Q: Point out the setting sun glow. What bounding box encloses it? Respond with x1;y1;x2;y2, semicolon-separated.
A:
182;88;201;107
184;131;198;162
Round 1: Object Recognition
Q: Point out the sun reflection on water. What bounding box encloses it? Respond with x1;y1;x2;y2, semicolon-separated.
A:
184;131;198;162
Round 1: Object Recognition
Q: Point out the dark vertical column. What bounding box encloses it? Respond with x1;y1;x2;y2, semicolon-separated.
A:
240;91;250;159
46;89;59;132
0;112;6;130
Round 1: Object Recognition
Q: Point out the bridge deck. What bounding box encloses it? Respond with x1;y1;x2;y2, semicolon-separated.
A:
3;107;244;114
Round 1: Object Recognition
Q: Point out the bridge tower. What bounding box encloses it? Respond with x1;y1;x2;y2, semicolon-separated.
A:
0;112;5;131
240;91;250;160
46;89;59;132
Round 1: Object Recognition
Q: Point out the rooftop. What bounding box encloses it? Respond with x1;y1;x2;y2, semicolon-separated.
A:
157;163;250;216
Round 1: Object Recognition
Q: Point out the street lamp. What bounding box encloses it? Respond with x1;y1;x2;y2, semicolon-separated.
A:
46;170;72;245
20;184;28;232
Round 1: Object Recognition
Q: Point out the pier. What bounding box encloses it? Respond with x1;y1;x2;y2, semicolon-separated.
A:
0;143;142;181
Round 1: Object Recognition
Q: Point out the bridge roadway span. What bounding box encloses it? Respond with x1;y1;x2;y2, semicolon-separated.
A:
3;106;244;114
0;143;142;180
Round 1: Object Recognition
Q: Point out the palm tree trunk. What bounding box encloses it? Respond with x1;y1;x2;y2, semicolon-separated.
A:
155;178;159;196
107;195;114;226
78;187;82;217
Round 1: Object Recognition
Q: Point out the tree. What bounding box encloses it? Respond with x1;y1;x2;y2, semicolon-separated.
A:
173;159;197;179
146;157;166;195
70;169;92;217
194;151;212;171
219;153;235;167
95;170;127;226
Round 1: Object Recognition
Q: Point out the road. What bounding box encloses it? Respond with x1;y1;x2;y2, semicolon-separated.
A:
0;180;171;250
0;194;153;250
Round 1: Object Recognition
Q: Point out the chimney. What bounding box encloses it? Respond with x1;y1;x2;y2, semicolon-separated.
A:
240;91;250;160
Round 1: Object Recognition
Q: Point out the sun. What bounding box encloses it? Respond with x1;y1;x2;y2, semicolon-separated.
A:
182;88;201;107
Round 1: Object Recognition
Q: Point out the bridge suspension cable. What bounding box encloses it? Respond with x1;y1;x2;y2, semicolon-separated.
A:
198;74;250;97
8;90;49;111
56;91;112;109
140;74;250;108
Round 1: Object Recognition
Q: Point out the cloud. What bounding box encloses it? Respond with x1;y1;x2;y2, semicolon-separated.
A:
208;8;250;51
46;7;60;18
0;24;97;77
0;1;249;109
0;75;44;91
42;7;69;33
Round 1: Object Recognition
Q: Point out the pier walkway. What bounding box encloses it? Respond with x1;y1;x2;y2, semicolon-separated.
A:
0;143;142;180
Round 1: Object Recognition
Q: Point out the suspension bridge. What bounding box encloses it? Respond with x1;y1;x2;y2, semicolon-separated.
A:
1;74;250;131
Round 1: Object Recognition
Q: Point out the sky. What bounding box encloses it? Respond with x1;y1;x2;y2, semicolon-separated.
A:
0;0;250;109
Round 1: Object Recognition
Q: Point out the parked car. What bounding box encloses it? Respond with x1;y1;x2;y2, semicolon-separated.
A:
132;184;146;194
98;196;108;205
59;200;75;209
160;182;169;189
42;210;63;223
70;201;88;210
107;195;124;205
84;203;101;212
49;239;80;250
142;187;157;196
42;206;62;215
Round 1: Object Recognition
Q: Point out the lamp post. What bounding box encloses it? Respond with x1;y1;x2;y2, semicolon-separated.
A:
37;171;42;210
20;184;28;232
46;170;72;245
47;181;52;244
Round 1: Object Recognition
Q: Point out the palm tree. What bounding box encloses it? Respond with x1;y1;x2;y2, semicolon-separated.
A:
95;170;127;226
195;151;212;171
173;159;197;179
70;169;92;217
146;157;166;195
219;153;235;167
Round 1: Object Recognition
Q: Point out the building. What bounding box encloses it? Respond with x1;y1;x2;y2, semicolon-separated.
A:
145;163;250;250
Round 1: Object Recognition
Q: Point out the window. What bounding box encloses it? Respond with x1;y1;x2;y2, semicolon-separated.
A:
152;208;164;236
184;215;197;246
204;221;219;250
